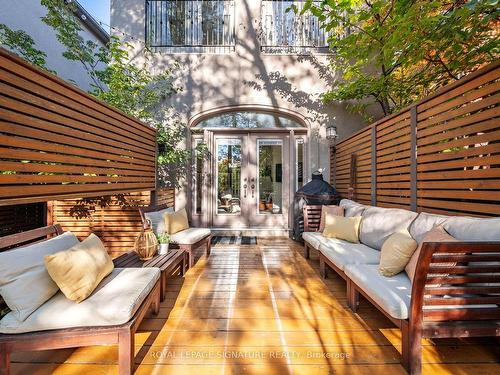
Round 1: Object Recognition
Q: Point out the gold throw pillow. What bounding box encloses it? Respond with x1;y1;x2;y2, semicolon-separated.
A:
319;205;345;232
323;216;361;243
44;234;113;303
379;230;418;277
163;208;190;234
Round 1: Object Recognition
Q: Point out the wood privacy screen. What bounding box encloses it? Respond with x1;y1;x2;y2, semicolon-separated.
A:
0;48;157;206
331;61;500;217
49;188;175;257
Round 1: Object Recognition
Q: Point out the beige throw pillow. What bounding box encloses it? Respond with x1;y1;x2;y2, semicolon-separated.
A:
164;208;190;235
44;234;114;303
319;205;344;232
405;226;457;283
379;230;418;277
323;216;361;243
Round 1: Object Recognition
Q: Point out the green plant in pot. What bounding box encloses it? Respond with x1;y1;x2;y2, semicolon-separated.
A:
156;233;171;255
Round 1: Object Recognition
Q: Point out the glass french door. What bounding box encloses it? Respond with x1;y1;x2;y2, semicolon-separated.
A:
212;132;290;228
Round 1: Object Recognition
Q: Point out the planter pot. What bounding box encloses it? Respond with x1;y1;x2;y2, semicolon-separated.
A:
159;243;169;255
259;201;266;211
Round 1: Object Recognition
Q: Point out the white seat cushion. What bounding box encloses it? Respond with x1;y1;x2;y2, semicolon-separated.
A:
0;268;160;334
319;238;381;271
170;228;211;245
345;264;411;320
144;207;174;235
0;232;80;322
302;232;330;249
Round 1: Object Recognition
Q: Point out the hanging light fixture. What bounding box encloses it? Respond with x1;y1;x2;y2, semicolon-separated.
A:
326;125;338;140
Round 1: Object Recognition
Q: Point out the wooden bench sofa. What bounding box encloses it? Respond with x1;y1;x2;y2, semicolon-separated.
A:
302;200;500;375
0;225;161;375
139;204;211;268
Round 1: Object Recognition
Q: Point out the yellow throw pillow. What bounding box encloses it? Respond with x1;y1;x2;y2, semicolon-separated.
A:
44;234;114;303
319;205;345;232
379;230;418;277
164;208;190;235
323;216;361;243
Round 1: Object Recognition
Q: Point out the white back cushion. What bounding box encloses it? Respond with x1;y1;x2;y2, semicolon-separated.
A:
339;199;365;217
359;206;418;250
144;207;174;235
443;216;500;241
409;212;449;244
0;232;79;321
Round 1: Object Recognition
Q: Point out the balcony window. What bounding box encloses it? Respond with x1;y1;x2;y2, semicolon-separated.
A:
146;0;235;53
261;1;330;54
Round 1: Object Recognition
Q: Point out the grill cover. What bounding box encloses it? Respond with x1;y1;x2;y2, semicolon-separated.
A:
292;172;341;241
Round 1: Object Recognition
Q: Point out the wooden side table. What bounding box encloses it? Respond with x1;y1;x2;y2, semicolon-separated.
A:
113;249;186;301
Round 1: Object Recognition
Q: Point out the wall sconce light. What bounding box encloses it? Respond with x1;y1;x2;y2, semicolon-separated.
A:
326;125;338;140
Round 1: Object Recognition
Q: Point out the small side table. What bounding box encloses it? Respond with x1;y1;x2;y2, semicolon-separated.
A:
113;249;186;301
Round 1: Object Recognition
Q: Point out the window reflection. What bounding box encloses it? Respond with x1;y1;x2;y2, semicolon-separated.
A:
216;139;241;215
258;140;283;215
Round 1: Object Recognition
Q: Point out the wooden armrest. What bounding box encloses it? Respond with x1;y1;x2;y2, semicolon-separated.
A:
410;241;500;326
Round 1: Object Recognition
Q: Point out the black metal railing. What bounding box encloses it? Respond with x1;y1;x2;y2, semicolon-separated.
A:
260;1;331;54
146;0;235;52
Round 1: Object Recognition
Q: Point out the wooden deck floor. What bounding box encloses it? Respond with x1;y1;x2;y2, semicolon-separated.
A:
11;238;499;374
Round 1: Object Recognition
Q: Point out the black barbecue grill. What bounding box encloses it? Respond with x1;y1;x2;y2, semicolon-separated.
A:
292;171;341;241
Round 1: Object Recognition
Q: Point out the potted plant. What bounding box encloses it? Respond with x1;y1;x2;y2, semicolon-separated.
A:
156;233;170;255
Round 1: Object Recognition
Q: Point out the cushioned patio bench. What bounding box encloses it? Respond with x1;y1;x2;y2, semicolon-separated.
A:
302;200;500;375
0;225;161;375
139;204;211;268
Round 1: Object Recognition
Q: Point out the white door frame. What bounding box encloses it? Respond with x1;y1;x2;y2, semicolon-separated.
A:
190;127;308;230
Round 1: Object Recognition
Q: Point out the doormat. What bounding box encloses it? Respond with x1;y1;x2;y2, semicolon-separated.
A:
211;236;257;245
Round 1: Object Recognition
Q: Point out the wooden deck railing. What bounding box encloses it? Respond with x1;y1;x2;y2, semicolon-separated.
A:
331;60;500;217
0;48;157;206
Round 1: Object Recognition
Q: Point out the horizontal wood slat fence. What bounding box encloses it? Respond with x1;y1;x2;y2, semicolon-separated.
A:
49;188;175;257
331;61;500;217
0;47;157;206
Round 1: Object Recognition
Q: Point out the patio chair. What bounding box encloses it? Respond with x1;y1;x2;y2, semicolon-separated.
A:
139;204;211;268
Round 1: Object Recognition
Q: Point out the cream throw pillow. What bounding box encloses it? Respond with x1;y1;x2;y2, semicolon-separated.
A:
164;208;190;235
44;234;114;303
0;232;79;321
405;226;457;283
379;230;418;277
319;205;344;232
323;216;361;243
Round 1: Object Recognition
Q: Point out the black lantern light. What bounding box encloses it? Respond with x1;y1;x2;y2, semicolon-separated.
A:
326;125;338;140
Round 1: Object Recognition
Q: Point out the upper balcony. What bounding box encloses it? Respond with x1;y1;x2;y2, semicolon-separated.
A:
145;0;330;54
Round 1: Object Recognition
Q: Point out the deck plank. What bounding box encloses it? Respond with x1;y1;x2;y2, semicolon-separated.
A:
10;238;500;374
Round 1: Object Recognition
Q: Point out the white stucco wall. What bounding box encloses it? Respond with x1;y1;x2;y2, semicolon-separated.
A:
111;0;371;209
0;0;106;92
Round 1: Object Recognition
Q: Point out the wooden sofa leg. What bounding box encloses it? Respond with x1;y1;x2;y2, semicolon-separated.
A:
188;248;194;268
407;325;423;375
304;243;310;259
152;284;161;314
347;280;359;312
0;344;10;375
206;236;212;257
401;320;410;372
118;330;134;375
401;320;422;375
319;257;327;279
